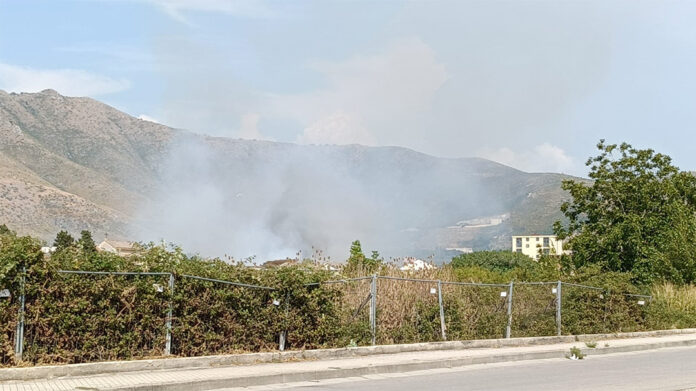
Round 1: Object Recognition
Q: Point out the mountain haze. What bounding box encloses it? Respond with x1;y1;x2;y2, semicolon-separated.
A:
0;89;574;260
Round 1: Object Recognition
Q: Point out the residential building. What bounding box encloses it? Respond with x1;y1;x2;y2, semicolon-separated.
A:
400;258;436;271
511;234;567;259
97;240;140;257
261;259;298;268
40;246;56;254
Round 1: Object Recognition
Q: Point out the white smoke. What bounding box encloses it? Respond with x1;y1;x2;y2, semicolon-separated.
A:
134;133;510;262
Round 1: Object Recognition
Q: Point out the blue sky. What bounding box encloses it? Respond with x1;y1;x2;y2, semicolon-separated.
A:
2;0;696;176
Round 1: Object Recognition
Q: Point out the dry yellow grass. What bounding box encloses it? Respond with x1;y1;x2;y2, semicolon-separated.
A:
651;283;696;312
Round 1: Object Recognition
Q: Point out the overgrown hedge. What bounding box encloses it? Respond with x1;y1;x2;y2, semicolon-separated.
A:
1;231;693;367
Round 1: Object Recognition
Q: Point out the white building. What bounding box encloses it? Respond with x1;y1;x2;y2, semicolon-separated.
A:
511;234;567;259
97;240;140;256
40;246;56;254
400;258;436;271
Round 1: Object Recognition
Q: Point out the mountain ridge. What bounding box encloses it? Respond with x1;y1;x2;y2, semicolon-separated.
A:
0;89;574;259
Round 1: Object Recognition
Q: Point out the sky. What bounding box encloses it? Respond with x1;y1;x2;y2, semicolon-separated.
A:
1;0;696;177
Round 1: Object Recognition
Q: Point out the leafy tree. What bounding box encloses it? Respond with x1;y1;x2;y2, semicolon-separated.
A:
450;250;536;272
554;140;696;284
345;240;382;274
349;240;365;264
77;230;97;254
53;230;75;252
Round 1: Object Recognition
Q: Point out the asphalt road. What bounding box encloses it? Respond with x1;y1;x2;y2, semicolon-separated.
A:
235;346;696;391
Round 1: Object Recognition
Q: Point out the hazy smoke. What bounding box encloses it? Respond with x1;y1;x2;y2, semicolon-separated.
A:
134;133;508;262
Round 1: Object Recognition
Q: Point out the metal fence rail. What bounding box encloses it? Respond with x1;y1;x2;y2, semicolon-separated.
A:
8;270;653;360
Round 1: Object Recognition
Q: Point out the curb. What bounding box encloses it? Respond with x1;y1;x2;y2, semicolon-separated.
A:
2;328;696;382
98;337;696;391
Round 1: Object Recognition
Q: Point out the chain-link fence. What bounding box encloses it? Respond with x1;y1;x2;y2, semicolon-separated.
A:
3;270;284;365
3;271;653;365
307;276;653;346
303;277;373;347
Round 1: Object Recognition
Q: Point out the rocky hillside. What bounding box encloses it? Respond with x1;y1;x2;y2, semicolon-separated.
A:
0;89;576;259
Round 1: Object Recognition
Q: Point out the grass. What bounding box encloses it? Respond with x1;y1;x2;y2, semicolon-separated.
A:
568;346;585;360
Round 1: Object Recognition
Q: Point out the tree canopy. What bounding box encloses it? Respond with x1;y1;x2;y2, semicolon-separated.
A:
554;141;696;284
450;250;536;272
77;230;97;254
53;230;75;252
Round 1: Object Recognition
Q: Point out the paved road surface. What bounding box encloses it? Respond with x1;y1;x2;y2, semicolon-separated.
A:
230;346;696;391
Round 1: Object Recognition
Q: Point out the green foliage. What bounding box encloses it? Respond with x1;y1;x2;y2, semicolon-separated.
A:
0;224;13;236
345;240;382;275
77;230;97;254
555;140;696;284
53;230;75;252
0;230;44;365
1;229;696;367
568;346;584;359
451;251;537;272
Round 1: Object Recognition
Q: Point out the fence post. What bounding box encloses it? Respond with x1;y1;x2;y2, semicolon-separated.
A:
279;291;290;351
556;281;562;336
505;281;513;339
164;273;175;356
14;266;26;362
438;280;446;341
369;274;377;346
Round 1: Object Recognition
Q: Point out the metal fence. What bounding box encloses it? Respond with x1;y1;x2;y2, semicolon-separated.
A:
6;271;652;362
6;270;279;363
307;276;653;346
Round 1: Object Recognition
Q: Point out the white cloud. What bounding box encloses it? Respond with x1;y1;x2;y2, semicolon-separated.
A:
145;0;276;22
479;143;578;174
0;63;130;96
271;38;448;146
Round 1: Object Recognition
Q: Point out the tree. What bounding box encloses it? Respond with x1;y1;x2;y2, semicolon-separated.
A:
554;140;696;284
53;230;75;251
77;230;97;254
345;240;382;274
450;250;536;272
349;240;365;264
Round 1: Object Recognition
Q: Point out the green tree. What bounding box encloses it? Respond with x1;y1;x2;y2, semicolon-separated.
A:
77;230;97;254
554;140;696;284
53;230;75;252
450;250;536;272
345;240;382;275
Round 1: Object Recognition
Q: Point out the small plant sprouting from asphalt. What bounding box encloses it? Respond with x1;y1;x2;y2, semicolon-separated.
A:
585;341;597;348
568;346;585;360
604;343;610;347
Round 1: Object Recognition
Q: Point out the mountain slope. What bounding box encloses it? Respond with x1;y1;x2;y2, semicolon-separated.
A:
0;89;575;259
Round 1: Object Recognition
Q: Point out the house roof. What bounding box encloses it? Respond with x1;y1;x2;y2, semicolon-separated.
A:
98;240;137;250
262;259;297;268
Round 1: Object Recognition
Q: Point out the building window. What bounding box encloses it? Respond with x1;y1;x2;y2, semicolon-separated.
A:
526;237;530;241
526;244;529;248
543;237;550;247
516;249;522;253
536;237;539;241
543;249;550;255
516;238;522;247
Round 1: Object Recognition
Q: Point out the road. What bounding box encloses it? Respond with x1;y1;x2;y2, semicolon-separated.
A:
232;346;696;391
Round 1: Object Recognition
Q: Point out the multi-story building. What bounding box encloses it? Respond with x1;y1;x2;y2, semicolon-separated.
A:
511;234;566;259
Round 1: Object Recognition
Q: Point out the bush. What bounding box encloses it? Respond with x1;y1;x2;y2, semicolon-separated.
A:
451;251;536;272
2;229;696;368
